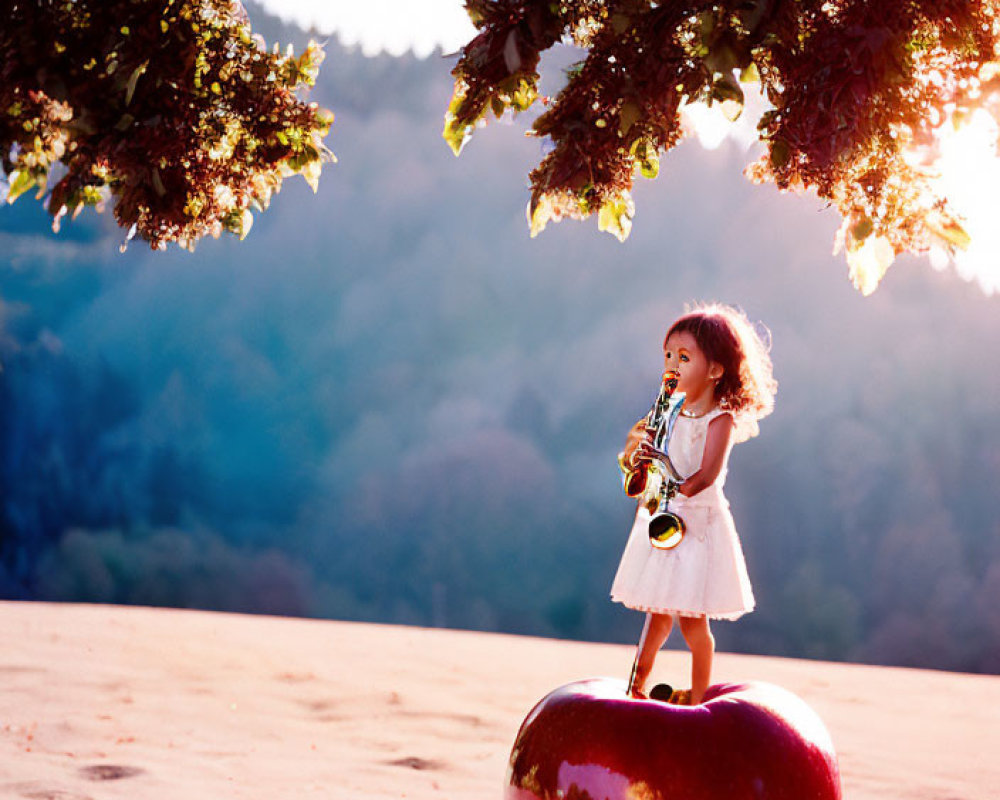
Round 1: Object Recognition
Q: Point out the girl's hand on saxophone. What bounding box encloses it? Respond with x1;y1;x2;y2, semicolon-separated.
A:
634;438;668;465
623;419;652;467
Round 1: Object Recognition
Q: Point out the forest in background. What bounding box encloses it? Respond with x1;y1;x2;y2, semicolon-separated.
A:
1;5;998;673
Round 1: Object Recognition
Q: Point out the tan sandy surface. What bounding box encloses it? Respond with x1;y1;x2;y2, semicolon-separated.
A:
0;602;997;799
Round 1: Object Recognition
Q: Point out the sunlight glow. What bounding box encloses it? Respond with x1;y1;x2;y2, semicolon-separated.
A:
924;109;1000;296
681;84;768;152
684;84;1000;297
846;234;895;297
252;0;476;58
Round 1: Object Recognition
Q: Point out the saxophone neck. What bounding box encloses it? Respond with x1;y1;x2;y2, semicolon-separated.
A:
662;370;679;396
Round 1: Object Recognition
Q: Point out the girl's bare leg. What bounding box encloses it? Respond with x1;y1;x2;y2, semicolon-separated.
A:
679;615;715;705
630;613;674;696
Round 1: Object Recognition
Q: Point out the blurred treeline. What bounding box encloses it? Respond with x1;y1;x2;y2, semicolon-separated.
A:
1;6;998;673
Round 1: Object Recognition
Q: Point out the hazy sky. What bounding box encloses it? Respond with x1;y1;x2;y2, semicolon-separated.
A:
254;0;476;57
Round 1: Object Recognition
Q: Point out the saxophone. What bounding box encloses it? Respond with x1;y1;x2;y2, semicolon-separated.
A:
617;370;687;550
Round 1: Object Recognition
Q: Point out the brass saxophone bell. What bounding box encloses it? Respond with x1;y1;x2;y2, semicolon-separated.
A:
648;510;685;550
642;475;685;550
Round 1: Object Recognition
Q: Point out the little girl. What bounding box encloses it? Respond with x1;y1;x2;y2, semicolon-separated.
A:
610;302;776;704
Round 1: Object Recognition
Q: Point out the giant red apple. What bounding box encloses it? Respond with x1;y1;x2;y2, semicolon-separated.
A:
505;678;841;800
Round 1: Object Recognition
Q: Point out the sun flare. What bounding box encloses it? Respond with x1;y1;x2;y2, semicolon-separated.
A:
682;84;1000;297
924;109;1000;296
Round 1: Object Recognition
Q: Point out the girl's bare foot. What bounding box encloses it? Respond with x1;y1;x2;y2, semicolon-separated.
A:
628;661;652;698
628;673;648;698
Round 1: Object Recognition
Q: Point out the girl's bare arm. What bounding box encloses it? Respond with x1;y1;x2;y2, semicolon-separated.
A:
678;413;734;497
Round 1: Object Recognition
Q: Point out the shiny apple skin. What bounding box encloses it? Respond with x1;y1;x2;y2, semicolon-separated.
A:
505;678;841;800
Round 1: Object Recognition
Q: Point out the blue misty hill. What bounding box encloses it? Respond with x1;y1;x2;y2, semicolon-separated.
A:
1;3;999;673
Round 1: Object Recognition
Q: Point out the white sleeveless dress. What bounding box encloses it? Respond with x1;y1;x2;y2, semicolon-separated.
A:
610;407;755;620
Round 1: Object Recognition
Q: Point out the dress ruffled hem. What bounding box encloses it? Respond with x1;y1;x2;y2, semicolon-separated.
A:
609;593;753;622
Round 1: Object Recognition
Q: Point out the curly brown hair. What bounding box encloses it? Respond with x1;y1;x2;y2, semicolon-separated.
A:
666;303;777;442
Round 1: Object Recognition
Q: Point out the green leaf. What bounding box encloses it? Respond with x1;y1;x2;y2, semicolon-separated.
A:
301;158;321;193
630;138;659;179
528;192;554;238
849;215;873;245
740;62;759;83
611;13;631;35
511;79;537;112
697;10;715;42
846;235;894;296
238;209;253;240
151;167;167;197
619;100;640;136
769;139;791;169
925;211;971;250
443;116;473;156
224;208;254;240
443;88;476;156
639;148;659;180
125;60;148;106
710;72;744;120
941;221;971;250
704;43;740;74
5;170;35;204
597;193;635;242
